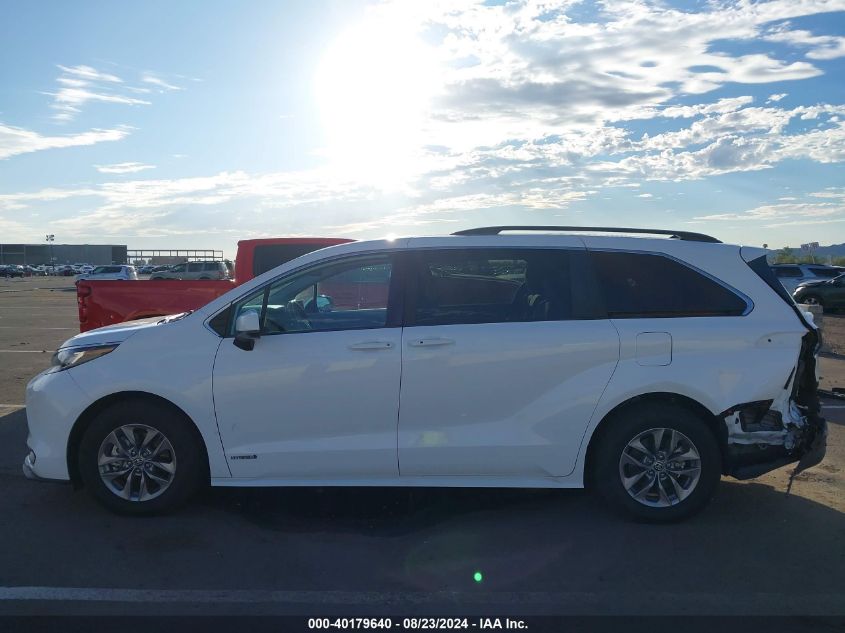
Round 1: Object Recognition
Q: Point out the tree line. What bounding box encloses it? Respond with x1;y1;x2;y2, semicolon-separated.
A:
770;248;845;266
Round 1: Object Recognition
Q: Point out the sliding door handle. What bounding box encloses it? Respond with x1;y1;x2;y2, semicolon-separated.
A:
407;338;455;348
348;341;394;351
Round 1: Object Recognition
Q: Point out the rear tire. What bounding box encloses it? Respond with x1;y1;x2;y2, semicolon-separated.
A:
78;399;206;515
594;402;721;522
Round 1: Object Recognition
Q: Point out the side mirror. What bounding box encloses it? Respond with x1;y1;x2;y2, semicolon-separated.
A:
233;310;261;351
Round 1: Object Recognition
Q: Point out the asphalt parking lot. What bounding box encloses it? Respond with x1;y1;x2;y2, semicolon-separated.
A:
0;277;843;617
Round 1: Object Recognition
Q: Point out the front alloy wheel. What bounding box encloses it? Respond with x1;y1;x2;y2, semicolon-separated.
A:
97;424;177;502
79;399;205;515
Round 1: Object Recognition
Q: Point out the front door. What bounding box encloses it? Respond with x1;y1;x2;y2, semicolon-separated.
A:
213;253;402;480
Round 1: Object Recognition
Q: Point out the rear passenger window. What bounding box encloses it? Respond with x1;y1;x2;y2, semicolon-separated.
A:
773;266;802;278
187;263;203;272
203;262;219;272
590;251;748;318
411;249;581;326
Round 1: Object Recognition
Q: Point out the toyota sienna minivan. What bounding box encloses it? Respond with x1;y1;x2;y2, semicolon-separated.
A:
23;226;827;521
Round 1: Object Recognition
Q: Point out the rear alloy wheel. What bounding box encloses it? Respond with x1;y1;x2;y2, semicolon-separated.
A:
595;402;721;522
79;399;205;515
618;427;701;508
802;295;823;308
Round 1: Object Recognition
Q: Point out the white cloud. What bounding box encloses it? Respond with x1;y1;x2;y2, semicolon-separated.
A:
767;93;788;103
693;189;845;228
50;87;150;122
0;123;130;160
583;103;845;180
94;162;156;174
140;72;182;91
403;0;836;148
764;27;845;60
56;64;122;83
48;64;180;121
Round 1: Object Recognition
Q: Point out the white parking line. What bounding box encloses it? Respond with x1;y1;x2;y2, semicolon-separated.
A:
0;587;842;614
0;326;75;330
0;404;24;408
0;349;54;353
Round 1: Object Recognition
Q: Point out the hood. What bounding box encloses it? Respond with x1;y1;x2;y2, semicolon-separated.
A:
59;315;168;349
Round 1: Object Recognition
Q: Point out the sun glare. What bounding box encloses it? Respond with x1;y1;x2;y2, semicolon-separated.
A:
315;16;438;188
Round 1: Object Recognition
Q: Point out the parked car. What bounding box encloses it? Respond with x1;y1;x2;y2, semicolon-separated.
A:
27;226;826;521
138;265;155;275
76;238;349;331
150;260;233;281
76;265;139;282
792;273;845;310
770;263;845;294
0;265;25;278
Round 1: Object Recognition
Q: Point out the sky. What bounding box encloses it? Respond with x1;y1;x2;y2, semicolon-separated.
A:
1;0;844;258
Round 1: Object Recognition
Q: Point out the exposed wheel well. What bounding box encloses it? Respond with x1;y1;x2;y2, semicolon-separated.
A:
66;391;210;488
583;392;723;488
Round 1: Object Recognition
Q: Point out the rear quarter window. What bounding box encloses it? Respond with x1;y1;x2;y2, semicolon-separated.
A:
590;251;748;318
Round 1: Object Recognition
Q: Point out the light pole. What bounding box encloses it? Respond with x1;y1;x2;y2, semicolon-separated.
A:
45;234;55;274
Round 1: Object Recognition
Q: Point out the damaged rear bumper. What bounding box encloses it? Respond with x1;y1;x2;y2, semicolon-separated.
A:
722;407;827;480
722;329;827;481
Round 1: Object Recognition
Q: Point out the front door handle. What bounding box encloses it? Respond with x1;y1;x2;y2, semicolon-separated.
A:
348;341;394;351
407;338;455;347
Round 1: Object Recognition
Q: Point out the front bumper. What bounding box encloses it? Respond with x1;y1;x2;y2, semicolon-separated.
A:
24;368;90;481
22;451;37;480
23;450;72;483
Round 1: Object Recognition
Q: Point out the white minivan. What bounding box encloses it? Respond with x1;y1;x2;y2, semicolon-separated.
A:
23;227;827;521
75;265;138;282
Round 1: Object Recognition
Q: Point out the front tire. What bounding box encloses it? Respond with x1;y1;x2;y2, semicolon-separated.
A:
594;402;721;522
78;399;205;515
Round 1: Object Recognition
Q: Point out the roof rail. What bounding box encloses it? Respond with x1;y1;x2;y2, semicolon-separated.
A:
451;225;721;243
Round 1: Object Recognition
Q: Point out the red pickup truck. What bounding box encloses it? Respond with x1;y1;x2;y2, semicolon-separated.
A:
77;237;351;332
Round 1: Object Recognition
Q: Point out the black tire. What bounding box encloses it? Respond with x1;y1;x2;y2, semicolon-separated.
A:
78;399;206;515
593;402;721;522
802;295;824;309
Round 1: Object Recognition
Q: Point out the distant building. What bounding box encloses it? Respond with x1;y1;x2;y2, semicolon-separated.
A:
0;243;128;266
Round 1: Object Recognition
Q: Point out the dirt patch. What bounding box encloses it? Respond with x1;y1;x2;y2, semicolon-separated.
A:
821;313;845;356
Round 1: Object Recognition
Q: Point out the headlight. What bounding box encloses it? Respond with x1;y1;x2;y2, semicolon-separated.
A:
50;344;118;371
